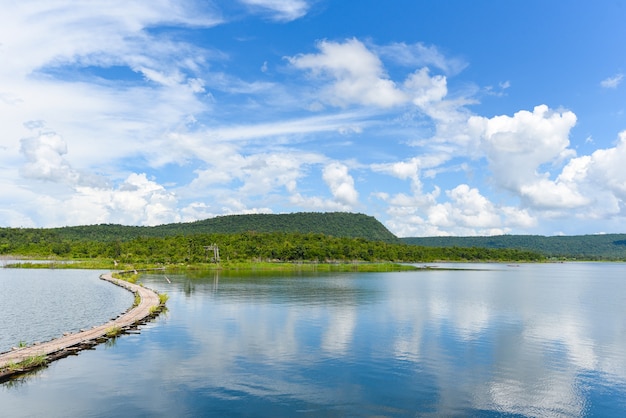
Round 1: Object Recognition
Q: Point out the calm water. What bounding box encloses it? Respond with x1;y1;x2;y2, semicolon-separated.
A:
0;269;133;353
1;263;625;417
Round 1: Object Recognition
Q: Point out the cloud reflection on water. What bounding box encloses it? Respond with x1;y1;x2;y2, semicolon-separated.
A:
0;264;626;416
133;264;626;415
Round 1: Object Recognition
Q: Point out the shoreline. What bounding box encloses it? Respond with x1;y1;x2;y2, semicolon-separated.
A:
0;273;164;382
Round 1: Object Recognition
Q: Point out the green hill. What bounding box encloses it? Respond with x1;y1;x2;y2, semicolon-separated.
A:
401;234;626;260
153;212;400;242
0;212;399;246
4;213;624;261
0;213;546;263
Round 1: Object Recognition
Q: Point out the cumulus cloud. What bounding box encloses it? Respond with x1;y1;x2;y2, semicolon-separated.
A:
438;185;503;228
4;172;181;228
585;131;626;199
518;180;589;210
371;154;450;197
396;108;626;235
288;38;408;108
287;38;460;128
322;162;359;207
109;173;180;225
548;130;626;219
381;184;536;237
404;67;448;108
268;161;361;212
289;194;350;212
13;127;183;227
187;143;325;197
375;104;626;235
20;132;74;182
19;132;107;188
470;105;580;208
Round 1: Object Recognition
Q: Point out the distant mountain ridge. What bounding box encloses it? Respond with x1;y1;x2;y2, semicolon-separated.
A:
401;234;626;260
2;212;399;244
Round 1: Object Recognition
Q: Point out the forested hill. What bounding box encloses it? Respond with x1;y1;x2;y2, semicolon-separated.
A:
155;212;399;242
1;212;399;244
401;234;626;260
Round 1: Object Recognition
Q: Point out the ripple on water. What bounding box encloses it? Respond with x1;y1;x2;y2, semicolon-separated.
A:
0;269;134;352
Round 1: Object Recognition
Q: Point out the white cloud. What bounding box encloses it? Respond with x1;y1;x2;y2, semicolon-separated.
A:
289;193;350;212
600;73;624;89
19;131;111;190
1;2;625;236
110;173;180;225
288;38;408;108
239;0;310;21
376;42;467;75
371;154;450;197
200;112;373;142
322;162;359;207
425;185;535;235
7;173;181;227
440;185;502;228
545;130;626;220
584;131;626;200
471;105;579;207
20;132;74;182
519;180;589;210
376;179;537;237
404;68;448;108
0;1;219;173
0;1;220;78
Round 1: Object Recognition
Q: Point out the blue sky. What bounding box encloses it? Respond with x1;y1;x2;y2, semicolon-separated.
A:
1;1;625;236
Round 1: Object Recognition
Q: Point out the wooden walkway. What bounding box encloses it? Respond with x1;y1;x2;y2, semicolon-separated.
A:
0;273;162;380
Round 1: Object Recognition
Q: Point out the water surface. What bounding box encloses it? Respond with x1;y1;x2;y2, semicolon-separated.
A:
1;263;625;417
0;269;133;352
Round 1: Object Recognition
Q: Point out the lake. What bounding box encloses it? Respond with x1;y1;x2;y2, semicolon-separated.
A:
1;263;625;417
0;268;133;353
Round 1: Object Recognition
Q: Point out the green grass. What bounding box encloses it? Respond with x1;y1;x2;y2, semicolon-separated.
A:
166;261;419;273
158;293;169;305
2;354;48;372
105;326;123;338
3;257;421;273
133;292;141;307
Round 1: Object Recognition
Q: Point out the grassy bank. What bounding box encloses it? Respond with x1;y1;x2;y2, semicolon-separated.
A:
4;258;420;273
167;260;420;273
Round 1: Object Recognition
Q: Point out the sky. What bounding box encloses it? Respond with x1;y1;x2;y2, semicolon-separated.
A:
1;1;625;237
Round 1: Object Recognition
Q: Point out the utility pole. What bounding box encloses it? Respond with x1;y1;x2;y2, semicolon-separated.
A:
203;244;220;263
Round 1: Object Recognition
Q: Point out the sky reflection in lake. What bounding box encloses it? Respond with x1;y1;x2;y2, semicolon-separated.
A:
1;263;625;417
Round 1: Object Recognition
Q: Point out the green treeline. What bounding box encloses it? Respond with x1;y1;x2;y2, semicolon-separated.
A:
402;234;626;261
3;210;623;262
0;230;543;264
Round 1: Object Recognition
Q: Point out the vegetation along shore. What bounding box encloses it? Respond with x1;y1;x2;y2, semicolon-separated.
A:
0;212;554;270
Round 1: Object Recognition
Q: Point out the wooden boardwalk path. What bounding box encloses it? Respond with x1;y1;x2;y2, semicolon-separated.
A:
0;273;162;380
